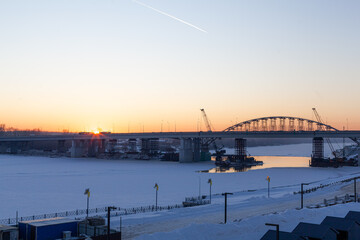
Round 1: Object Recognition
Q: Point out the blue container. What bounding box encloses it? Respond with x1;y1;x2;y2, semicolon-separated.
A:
19;218;78;240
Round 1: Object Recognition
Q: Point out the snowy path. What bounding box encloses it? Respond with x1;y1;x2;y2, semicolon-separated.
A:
117;181;359;239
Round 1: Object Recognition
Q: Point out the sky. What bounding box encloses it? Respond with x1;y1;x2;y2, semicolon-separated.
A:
0;0;359;132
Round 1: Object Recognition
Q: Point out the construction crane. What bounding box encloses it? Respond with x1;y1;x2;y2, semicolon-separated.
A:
200;109;213;133
200;109;225;159
312;108;339;158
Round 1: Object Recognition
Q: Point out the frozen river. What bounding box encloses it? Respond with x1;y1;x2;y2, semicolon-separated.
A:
0;143;359;220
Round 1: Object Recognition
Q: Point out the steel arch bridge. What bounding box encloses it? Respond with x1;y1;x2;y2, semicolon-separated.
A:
223;116;338;132
205;116;359;146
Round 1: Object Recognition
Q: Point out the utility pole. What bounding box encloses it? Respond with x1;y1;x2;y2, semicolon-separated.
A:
265;223;279;240
301;183;309;209
119;217;122;240
154;183;159;210
107;206;117;240
354;177;357;202
208;178;212;204
222;192;233;224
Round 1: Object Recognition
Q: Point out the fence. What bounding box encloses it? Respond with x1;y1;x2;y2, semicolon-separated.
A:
0;201;208;225
293;175;360;195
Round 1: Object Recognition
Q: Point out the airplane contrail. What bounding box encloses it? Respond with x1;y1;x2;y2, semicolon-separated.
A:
133;0;207;33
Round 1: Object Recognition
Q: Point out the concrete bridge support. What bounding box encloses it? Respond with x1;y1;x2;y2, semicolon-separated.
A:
0;142;8;153
193;138;201;162
87;140;97;157
57;140;67;153
128;138;137;153
312;137;324;159
10;142;19;154
141;138;159;156
235;138;247;161
141;138;150;155
200;144;211;161
87;139;106;157
100;139;106;154
179;138;193;163
71;140;86;158
18;141;30;153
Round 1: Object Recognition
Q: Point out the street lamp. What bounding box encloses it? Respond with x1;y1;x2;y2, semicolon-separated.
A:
265;223;279;240
301;183;309;209
222;192;233;224
84;188;90;234
266;176;270;198
208;178;212;204
107;206;117;240
154;183;159;210
354;177;358;202
84;188;90;218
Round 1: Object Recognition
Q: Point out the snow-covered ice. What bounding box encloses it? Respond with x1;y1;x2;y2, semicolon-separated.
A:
1;143;360;239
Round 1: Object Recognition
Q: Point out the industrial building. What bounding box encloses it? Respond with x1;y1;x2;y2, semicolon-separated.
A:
18;218;78;240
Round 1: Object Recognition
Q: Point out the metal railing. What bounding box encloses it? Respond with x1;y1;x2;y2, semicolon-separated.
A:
0;201;209;225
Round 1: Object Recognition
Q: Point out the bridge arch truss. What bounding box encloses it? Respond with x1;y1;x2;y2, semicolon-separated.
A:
223;116;338;132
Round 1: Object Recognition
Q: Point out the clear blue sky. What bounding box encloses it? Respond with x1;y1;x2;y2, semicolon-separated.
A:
0;0;359;132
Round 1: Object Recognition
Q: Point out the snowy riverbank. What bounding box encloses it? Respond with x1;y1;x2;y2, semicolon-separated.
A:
1;143;359;219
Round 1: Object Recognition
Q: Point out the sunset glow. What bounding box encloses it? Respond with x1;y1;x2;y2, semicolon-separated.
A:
0;1;359;132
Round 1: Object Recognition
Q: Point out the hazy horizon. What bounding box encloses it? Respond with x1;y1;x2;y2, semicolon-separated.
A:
1;1;359;132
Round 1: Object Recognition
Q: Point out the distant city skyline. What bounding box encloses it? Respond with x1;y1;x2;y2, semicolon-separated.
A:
1;0;359;132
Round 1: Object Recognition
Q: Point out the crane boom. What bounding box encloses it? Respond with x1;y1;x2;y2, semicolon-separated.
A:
200;109;225;158
312;108;338;158
200;109;213;132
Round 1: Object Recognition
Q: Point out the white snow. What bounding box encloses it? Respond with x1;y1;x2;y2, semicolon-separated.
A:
136;203;360;240
1;143;360;239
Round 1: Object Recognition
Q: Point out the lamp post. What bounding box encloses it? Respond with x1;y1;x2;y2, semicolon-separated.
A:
107;206;117;240
222;192;233;224
265;223;279;240
354;177;358;202
208;178;212;204
84;188;90;234
154;183;159;210
301;183;309;209
266;176;270;198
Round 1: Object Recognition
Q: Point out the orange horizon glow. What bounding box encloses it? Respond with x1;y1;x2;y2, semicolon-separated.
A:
2;118;360;133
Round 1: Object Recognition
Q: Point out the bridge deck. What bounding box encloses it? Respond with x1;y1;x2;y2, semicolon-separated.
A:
0;131;359;141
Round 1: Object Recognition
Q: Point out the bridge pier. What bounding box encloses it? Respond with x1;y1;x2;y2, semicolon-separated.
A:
71;140;86;158
141;138;149;155
10;142;19;154
141;138;159;156
87;140;97;157
0;142;8;153
235;138;247;161
179;138;193;163
128;138;137;153
87;139;106;157
312;137;324;159
193;138;201;162
57;140;67;153
200;144;211;161
100;139;106;153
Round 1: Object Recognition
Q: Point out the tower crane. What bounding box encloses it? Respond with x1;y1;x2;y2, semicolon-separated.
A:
312;108;339;158
200;109;225;159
